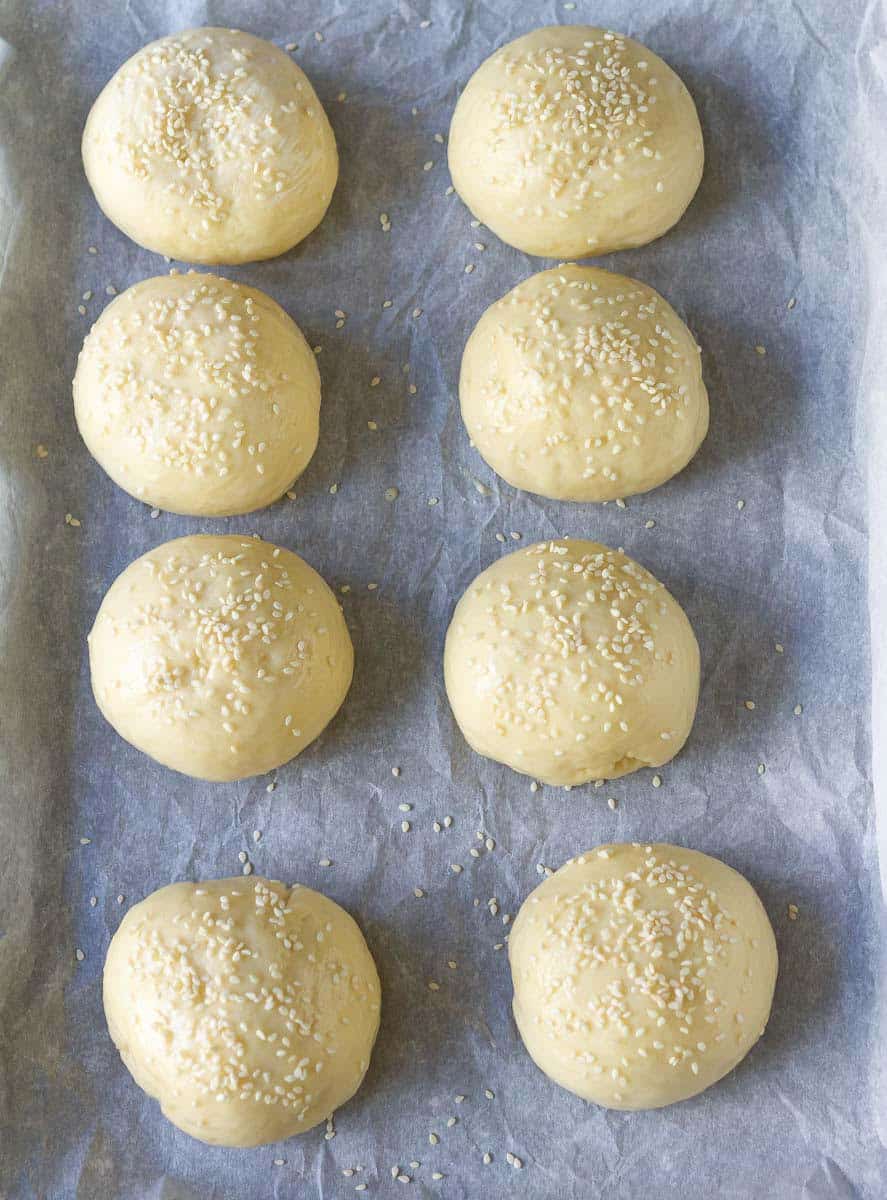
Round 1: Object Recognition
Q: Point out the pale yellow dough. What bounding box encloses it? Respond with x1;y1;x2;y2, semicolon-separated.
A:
104;876;381;1146
88;535;352;781
459;265;708;502
443;539;699;786
73;273;320;517
448;26;704;258
509;843;778;1109
82;28;338;264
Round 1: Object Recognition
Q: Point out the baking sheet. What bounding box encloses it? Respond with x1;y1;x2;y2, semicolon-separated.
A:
1;0;885;1196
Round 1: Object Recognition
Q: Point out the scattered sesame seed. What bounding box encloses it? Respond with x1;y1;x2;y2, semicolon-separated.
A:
35;443;48;458
775;643;784;654
238;850;247;864
793;704;803;716
484;1088;494;1099
329;483;339;495
445;185;455;196
401;821;411;833
432;1173;444;1181
413;308;423;319
420;19;432;29
651;774;662;788
429;1133;439;1145
384;487;400;502
314;31;324;43
75;948;85;962
413;887;425;898
450;864;462;874
615;497;627;509
64;513;81;528
105;284;117;296
284;42;297;51
77;304;87;315
754;344;767;356
787;297;797;310
273;1158;285;1166
530;781;539;793
116;895;124;904
645;519;656;529
757;763;766;775
423;160;434;171
392;766;401;777
87;245;97;255
788;903;799;920
318;858;332;867
607;796;618;810
474;242;486;251
242;862;253;876
737;499;746;510
367;582;378;591
443;816;452;828
89;896;97;907
464;263;475;274
252;830;261;843
427;496;439;506
398;803;412;812
80;837;91;846
744;700;756;711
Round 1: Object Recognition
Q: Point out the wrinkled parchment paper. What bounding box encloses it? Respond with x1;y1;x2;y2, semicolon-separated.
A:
1;1;885;1196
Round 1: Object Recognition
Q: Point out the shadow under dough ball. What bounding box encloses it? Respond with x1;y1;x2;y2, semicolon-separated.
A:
444;538;699;786
459;264;709;502
448;25;704;258
82;27;338;264
73;272;320;517
104;877;381;1146
88;534;353;782
509;843;778;1109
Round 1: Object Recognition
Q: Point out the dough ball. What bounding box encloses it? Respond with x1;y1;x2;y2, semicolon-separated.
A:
509;843;778;1109
73;273;321;516
443;539;698;786
104;876;381;1145
448;26;703;258
82;28;338;264
88;535;352;781
459;265;708;502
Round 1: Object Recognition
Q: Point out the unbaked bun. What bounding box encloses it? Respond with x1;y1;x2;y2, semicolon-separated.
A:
459;265;708;501
104;876;381;1145
509;843;778;1109
443;539;699;785
73;272;321;517
88;535;352;781
82;28;338;264
448;26;703;258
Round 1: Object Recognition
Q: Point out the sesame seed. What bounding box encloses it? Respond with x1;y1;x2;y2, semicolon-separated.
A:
645;519;656;529
754;345;767;356
75;948;85;962
401;821;411;833
737;499;746;510
413;887;425;898
483;1153;492;1165
392;766;401;777
318;858;332;867
484;1088;494;1099
793;704;803;715
775;643;784;653
399;803;412;812
788;903;799;920
450;864;462;874
384;487;400;502
651;774;662;788
744;700;756;711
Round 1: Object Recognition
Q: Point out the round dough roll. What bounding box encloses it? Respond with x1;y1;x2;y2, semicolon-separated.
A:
444;539;699;786
448;26;703;258
509;843;778;1109
88;535;352;781
73;272;321;517
459;265;708;501
104;876;381;1146
82;28;338;264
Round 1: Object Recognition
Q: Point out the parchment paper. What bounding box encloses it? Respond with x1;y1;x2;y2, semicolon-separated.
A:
1;1;885;1197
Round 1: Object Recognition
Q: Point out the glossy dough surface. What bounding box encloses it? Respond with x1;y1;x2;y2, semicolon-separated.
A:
104;877;381;1145
460;265;708;501
74;273;320;516
88;535;353;781
509;843;778;1109
82;28;338;264
443;539;699;785
448;26;703;258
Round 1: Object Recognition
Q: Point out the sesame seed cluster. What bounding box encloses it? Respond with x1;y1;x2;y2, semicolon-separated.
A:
104;877;381;1146
88;535;353;782
460;265;709;501
509;844;778;1110
444;539;700;786
82;28;338;263
448;26;704;257
74;272;320;516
